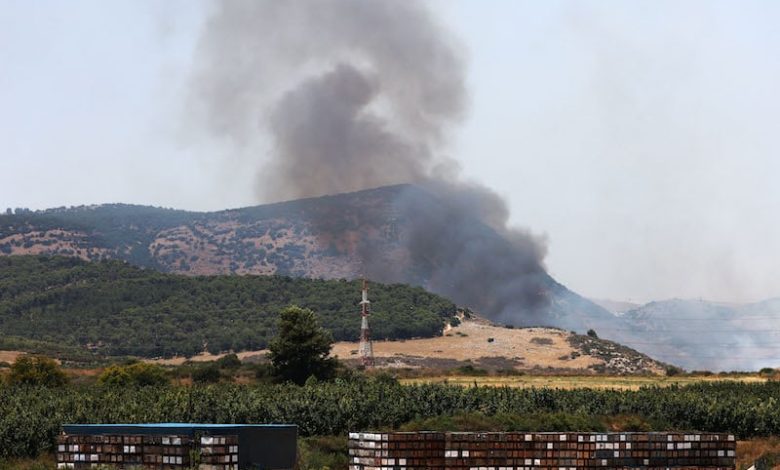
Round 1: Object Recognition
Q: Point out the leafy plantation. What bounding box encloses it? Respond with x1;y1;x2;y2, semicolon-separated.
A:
2;380;780;459
0;256;456;358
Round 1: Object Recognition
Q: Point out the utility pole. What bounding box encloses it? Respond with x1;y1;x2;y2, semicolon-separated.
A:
358;279;374;367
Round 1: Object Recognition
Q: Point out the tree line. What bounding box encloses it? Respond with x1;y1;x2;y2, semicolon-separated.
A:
0;256;457;358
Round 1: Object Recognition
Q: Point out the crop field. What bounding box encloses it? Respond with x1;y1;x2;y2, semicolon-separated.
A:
5;380;780;460
401;374;769;390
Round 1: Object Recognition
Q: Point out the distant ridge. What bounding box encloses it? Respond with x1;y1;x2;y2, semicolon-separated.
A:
589;298;640;315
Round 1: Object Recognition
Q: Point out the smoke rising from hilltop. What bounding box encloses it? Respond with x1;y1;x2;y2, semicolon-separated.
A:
396;182;551;324
192;0;464;201
266;63;428;199
191;0;552;321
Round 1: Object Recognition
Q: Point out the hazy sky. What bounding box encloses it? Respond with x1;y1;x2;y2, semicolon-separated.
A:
2;1;779;303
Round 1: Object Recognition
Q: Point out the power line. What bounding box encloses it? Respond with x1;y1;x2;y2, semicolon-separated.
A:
618;343;780;348
612;315;780;320
596;327;780;333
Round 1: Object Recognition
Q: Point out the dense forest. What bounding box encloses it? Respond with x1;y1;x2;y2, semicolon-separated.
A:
0;256;457;358
2;380;780;459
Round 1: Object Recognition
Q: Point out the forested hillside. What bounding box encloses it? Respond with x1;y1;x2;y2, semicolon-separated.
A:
0;188;405;275
0;256;457;358
0;185;616;335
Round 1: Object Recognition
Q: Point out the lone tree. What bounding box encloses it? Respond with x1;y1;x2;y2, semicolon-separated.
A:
97;362;169;387
7;355;68;387
269;305;336;385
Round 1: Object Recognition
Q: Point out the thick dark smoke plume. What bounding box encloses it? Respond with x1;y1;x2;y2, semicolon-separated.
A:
191;0;551;322
397;182;551;324
192;0;464;200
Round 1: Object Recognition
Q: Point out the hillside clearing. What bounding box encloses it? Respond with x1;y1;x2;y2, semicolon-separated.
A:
148;318;665;375
0;350;24;364
331;319;597;368
333;318;665;374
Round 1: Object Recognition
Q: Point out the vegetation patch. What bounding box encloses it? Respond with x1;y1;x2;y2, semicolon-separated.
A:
297;435;349;470
0;256;456;358
530;337;553;346
567;334;666;375
397;412;656;433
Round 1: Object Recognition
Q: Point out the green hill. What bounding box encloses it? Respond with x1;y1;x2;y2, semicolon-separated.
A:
0;186;616;335
0;256;457;358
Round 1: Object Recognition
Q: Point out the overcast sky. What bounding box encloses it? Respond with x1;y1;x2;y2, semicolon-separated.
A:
2;0;779;304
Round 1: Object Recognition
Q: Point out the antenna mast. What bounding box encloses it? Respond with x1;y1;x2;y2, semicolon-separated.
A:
358;279;374;367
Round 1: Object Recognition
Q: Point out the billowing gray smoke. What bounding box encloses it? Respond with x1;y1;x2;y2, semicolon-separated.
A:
395;182;551;323
191;0;552;322
191;0;464;200
266;63;429;199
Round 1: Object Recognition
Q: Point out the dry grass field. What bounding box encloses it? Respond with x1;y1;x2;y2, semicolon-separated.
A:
331;320;601;368
0;350;24;364
331;318;665;374
150;350;261;366
401;374;768;390
150;318;659;373
147;318;665;374
737;437;780;469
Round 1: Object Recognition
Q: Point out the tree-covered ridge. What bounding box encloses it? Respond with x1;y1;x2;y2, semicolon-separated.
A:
0;186;615;343
0;256;456;358
0;186;407;274
0;204;199;267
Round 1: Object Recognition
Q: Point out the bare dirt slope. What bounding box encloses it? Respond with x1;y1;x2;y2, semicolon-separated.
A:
332;318;665;374
150;318;665;375
0;350;24;364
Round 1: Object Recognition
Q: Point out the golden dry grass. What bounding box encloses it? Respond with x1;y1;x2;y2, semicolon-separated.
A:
150;320;614;370
331;319;668;373
149;350;261;366
0;351;63;366
0;350;24;364
737;437;780;469
332;320;600;367
401;374;768;390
